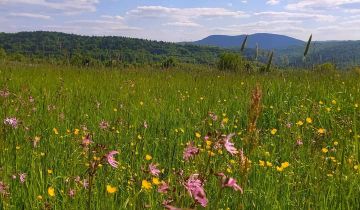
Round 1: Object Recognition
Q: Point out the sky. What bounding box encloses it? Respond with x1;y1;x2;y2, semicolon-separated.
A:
0;0;360;42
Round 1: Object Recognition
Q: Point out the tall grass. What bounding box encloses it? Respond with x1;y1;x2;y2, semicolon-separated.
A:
0;63;359;209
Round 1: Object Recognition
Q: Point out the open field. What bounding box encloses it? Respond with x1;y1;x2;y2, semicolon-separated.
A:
1;64;360;209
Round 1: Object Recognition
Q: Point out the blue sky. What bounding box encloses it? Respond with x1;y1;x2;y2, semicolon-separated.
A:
1;0;360;42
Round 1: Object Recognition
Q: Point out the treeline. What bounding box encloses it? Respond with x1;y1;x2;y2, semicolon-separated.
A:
0;31;229;67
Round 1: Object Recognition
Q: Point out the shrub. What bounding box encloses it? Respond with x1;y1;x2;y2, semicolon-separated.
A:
217;53;244;72
314;62;336;72
161;57;176;69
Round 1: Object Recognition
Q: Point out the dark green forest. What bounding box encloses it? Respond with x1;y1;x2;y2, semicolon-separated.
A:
0;31;360;69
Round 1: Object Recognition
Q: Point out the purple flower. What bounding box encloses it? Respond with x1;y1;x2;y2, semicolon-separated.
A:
0;181;9;196
223;134;238;156
296;139;303;146
82;134;93;147
162;200;181;210
183;142;199;161
216;173;243;193
19;173;26;184
149;163;160;176
158;182;169;194
106;151;119;168
4;117;18;128
68;189;75;198
99;120;109;130
184;174;208;207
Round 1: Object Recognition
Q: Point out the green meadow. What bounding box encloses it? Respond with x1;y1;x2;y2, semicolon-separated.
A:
1;63;360;209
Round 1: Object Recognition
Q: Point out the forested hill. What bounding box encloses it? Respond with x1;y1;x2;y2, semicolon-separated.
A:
0;31;228;65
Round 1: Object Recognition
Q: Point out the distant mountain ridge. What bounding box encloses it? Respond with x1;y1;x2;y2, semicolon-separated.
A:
193;33;305;50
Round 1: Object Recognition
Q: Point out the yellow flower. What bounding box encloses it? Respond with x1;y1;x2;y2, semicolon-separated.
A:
226;168;232;173
355;104;359;108
259;160;265;167
281;162;290;169
206;140;212;146
106;185;117;194
53;128;59;135
142;180;152;190
195;132;201;138
333;141;339;146
317;128;326;134
296;121;304;126
271;128;277;135
229;159;236;164
47;169;53;175
152;177;161;185
276;166;284;172
306;117;313;124
326;107;331;112
332;100;337;105
74;129;80;135
137;135;142;140
222;117;229;124
16;146;20;150
37;195;43;200
140;101;144;106
145;154;152;161
113;108;118;112
321;148;328;153
266;161;273;167
319;101;324;105
48;187;55;197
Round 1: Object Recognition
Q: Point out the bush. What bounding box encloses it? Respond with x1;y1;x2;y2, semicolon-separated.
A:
314;62;336;72
217;53;244;72
161;57;176;69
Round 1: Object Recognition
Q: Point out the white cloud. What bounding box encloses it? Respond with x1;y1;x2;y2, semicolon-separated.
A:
0;0;99;13
286;0;360;11
9;12;51;20
266;0;280;5
254;11;336;22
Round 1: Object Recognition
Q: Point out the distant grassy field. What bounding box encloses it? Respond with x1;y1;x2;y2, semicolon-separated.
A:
1;63;360;209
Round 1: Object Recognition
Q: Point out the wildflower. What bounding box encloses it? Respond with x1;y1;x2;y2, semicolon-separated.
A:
271;128;277;135
47;169;53;175
276;166;284;172
266;161;273;167
145;154;152;161
183;142;199;161
259;160;265;167
223;134;238;156
53;128;59;135
19;173;26;183
296;139;303;146
82;134;93;147
4;117;18;128
0;181;9;196
106;151;119;168
281;162;290;169
99;120;109;130
296;121;304;126
33;136;41;148
152;177;161;185
142;180;152;190
306;117;313;123
68;189;75;198
158;182;169;194
317;128;326;134
149;163;160;176
162;200;181;210
143;121;148;129
332;100;337;105
37;195;43;200
216;173;243;193
48;187;55;197
106;185;117;194
74;129;80;135
184;174;208;207
195;132;201;138
321;148;328;153
222;117;229;124
333;141;339;146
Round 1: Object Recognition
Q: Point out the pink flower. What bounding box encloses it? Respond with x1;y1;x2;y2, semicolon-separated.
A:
19;173;26;184
149;163;160;176
158;182;169;194
0;181;9;196
183;142;199;161
99;120;109;130
68;189;75;198
82;134;93;147
216;173;243;193
106;151;119;168
224;134;238;155
162;200;181;210
184;174;208;207
296;139;303;146
4;117;18;128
